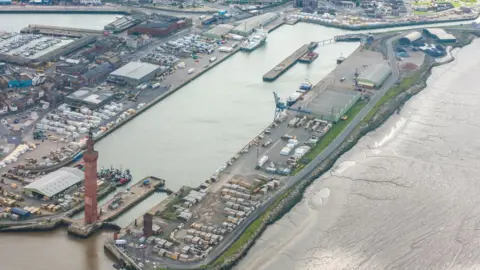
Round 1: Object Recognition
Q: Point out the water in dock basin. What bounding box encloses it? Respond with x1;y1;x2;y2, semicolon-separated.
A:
0;20;359;269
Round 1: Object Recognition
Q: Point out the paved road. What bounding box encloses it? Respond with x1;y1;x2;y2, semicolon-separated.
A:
143;35;401;269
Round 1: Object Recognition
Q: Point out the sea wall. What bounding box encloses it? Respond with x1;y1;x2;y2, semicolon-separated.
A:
213;35;477;270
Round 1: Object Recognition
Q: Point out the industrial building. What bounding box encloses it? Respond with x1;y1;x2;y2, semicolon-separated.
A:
104;16;141;33
66;87;115;109
423;28;456;43
231;13;279;36
81;62;114;86
24;167;84;199
204;24;235;40
109;61;163;86
128;17;191;37
2;73;32;88
357;61;392;89
399;31;422;45
307;88;361;122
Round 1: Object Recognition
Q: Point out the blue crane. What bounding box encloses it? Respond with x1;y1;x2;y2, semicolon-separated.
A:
273;92;312;121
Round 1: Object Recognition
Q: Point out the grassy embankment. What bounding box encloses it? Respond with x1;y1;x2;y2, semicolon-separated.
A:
207;190;291;269
292;99;367;174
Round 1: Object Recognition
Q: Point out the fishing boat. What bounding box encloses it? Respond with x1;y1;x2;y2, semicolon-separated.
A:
98;167;132;186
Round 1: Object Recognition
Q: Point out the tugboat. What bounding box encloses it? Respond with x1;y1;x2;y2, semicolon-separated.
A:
299;79;313;91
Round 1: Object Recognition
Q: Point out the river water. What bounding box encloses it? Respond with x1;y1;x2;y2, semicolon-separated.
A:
237;39;480;270
0;13;477;270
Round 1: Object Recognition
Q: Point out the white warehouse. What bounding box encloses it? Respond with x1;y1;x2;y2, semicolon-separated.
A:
357;61;392;89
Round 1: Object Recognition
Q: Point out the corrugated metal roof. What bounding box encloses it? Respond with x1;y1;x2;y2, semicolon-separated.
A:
357;62;392;86
110;61;161;80
24;167;84;198
424;28;456;41
401;31;422;43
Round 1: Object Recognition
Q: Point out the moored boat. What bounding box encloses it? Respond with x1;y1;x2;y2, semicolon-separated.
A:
299;79;313;91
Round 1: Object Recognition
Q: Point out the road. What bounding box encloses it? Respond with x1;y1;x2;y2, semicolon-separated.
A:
143;35;401;269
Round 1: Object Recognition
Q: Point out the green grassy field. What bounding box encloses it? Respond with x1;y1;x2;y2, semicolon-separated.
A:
292;99;367;175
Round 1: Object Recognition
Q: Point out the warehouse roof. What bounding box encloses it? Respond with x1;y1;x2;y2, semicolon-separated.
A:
110;61;161;80
24;167;84;198
357;61;392;85
399;31;422;44
423;28;456;41
307;88;360;119
66;87;114;105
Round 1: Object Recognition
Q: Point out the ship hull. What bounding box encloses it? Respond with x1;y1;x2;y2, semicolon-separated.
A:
240;39;266;52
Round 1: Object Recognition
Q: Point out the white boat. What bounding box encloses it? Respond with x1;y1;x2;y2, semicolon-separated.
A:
240;28;267;52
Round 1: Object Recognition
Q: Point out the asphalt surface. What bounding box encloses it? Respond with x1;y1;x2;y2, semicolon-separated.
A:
146;35;401;269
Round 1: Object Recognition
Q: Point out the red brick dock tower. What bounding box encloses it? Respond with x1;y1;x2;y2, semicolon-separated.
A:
84;129;99;224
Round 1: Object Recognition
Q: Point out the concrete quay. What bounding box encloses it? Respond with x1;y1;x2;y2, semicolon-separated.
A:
66;176;164;238
262;43;310;81
21;24;105;38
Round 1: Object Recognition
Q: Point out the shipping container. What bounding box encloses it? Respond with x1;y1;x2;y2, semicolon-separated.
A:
11;207;30;217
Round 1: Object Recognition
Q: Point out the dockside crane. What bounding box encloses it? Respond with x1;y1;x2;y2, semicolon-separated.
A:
273;92;312;121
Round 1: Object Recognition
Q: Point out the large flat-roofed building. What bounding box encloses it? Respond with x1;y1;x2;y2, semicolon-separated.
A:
423;28;456;43
357;61;392;89
399;31;422;45
66;87;115;109
109;61;163;86
24;167;84;199
307;88;361;122
231;12;279;36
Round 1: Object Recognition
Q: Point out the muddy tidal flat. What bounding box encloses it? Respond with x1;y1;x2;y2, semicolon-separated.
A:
236;39;480;270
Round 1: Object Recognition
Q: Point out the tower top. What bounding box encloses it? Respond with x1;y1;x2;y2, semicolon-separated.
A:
86;128;95;152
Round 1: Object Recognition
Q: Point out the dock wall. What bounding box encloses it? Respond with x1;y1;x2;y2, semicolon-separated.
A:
102;178;164;222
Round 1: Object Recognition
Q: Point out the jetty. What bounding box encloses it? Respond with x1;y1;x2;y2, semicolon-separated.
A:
263;43;311;82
